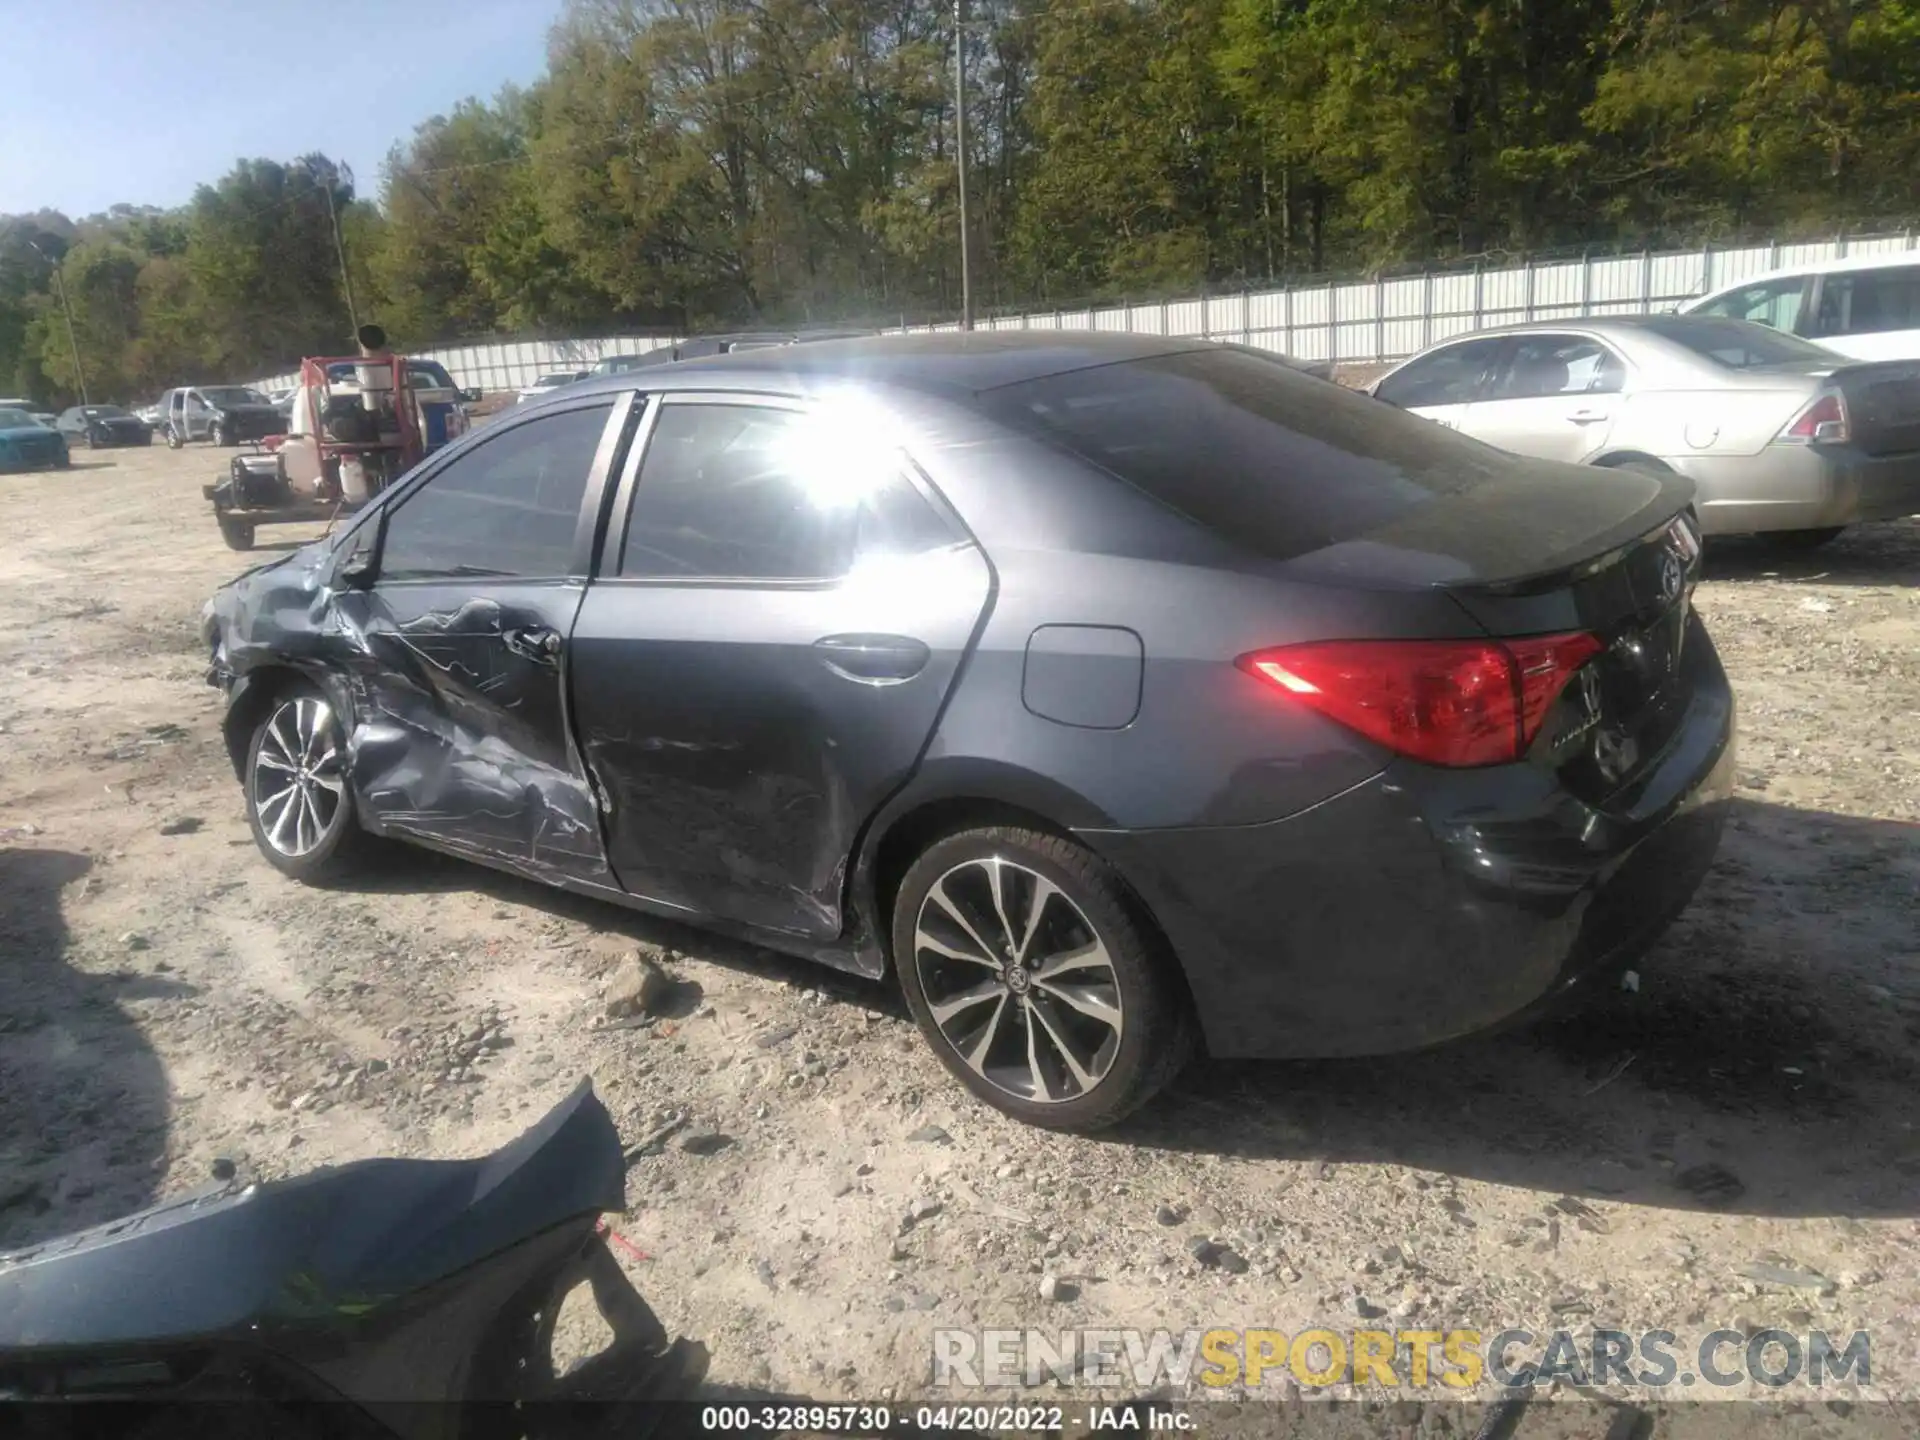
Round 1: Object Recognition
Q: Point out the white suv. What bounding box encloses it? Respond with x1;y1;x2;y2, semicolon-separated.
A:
1682;253;1920;362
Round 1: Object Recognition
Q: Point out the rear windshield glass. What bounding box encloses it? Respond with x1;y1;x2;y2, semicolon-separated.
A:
1637;316;1839;369
978;347;1512;559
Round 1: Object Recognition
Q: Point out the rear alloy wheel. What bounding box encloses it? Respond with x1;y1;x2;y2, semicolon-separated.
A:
245;688;362;881
165;425;183;450
893;826;1194;1131
211;419;231;447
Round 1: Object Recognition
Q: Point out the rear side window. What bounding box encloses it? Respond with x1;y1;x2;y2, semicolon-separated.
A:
1811;266;1920;338
1640;316;1839;369
1374;338;1505;408
980;347;1512;561
620;403;955;581
380;402;611;580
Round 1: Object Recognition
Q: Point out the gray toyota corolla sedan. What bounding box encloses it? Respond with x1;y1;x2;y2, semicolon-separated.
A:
201;333;1735;1130
1371;314;1920;548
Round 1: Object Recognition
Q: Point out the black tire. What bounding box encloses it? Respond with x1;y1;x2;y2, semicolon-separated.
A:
244;684;363;881
212;420;231;447
892;825;1195;1132
218;516;256;551
1769;526;1846;552
165;425;183;450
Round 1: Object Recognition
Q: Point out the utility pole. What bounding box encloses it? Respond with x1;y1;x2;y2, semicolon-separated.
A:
324;165;362;339
954;0;974;331
22;236;87;405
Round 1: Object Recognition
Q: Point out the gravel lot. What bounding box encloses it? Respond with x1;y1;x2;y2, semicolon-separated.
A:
2;441;1917;1426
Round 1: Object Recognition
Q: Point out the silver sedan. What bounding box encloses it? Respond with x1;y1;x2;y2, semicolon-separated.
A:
1370;315;1920;546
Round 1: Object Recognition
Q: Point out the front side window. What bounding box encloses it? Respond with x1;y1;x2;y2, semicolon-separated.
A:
1811;267;1920;338
1692;277;1807;332
1374;338;1506;409
619;403;954;581
1491;337;1626;400
379;402;612;581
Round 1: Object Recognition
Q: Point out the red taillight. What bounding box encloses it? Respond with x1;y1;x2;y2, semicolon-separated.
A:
1779;391;1849;444
1237;633;1603;768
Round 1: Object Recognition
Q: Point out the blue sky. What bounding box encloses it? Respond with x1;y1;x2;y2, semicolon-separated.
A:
1;0;562;218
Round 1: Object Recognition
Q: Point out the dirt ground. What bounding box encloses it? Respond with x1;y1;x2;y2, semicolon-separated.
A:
2;441;1917;1425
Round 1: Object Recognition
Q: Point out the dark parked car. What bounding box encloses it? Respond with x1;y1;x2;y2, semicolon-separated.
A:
161;385;283;447
201;334;1734;1130
0;407;69;472
56;403;153;448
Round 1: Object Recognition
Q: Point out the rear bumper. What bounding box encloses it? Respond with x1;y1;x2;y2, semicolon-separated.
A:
1683;443;1920;534
1085;632;1737;1060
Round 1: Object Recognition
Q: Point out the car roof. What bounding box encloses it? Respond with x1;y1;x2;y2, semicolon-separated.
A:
1402;313;1803;347
1690;249;1920;301
557;331;1213;403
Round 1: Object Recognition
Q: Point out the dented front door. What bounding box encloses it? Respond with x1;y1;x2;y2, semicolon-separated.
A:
346;580;606;879
332;397;628;883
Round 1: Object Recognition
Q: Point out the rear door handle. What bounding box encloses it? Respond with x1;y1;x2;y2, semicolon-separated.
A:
1567;409;1610;425
814;633;931;684
502;625;563;664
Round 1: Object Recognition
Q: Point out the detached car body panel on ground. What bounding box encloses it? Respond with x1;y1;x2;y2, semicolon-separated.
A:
204;334;1733;1127
0;408;69;472
1372;315;1920;539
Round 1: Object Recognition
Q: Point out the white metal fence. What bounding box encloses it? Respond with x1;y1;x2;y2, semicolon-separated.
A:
252;227;1920;394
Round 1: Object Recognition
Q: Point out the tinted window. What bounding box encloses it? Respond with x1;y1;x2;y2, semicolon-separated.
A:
380;403;611;580
1692;277;1807;331
1811;266;1920;338
620;403;953;580
1374;338;1504;408
1639;316;1838;369
1491;337;1626;399
980;347;1513;561
0;409;34;428
201;387;264;407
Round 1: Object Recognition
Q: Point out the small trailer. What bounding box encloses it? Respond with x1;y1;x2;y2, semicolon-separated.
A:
203;329;469;550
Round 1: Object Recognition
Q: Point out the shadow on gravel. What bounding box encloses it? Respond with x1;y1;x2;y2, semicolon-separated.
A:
0;848;173;1250
1127;797;1920;1219
310;792;1917;1220
1703;518;1920;588
330;840;905;1010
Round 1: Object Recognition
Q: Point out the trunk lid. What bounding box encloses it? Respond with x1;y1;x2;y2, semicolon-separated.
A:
1445;511;1706;801
1832;359;1920;457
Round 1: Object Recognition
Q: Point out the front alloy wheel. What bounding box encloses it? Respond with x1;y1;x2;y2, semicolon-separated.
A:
245;690;361;880
894;827;1194;1131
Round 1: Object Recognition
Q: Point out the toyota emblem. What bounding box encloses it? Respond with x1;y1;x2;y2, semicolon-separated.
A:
1658;548;1685;605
